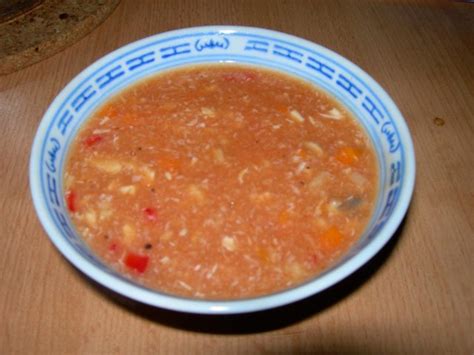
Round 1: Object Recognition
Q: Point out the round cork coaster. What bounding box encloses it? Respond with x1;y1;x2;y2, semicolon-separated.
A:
0;0;120;75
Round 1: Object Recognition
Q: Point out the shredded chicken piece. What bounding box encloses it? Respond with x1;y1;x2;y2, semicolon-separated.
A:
238;168;249;184
90;159;122;174
84;210;97;227
213;148;225;164
201;107;215;117
308;172;331;192
303;141;324;156
222;236;236;251
99;116;110;125
320;107;343;120
289;109;305;123
122;224;136;245
178;280;192;290
119;185;136;195
140;166;155;182
188;184;205;202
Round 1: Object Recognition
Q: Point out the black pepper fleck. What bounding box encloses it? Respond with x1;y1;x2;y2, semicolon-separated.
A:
144;243;152;249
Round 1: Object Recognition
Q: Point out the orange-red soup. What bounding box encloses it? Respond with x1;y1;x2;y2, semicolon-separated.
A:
64;64;378;299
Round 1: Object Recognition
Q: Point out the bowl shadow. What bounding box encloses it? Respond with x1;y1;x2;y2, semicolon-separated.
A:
73;217;407;334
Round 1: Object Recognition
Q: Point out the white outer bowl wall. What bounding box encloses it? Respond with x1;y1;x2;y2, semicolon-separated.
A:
29;26;415;314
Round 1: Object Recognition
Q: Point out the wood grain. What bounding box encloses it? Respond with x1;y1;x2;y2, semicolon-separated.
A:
1;0;472;353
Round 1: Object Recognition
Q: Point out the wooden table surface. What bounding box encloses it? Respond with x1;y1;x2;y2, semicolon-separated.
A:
1;0;473;353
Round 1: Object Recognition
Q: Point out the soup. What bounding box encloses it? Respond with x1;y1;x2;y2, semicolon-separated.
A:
64;64;378;299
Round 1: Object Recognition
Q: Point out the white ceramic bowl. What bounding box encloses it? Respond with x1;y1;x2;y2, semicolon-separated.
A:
30;26;415;314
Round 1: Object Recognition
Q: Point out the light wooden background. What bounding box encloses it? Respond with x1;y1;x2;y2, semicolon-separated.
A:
1;0;473;353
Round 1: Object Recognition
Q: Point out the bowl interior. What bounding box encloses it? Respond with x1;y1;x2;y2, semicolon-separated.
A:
30;26;414;314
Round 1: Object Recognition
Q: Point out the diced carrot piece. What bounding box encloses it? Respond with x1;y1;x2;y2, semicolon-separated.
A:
65;190;76;212
98;106;117;118
278;210;290;224
335;147;360;165
276;104;288;113
257;247;270;264
319;226;343;253
124;252;149;273
84;134;103;147
158;156;182;171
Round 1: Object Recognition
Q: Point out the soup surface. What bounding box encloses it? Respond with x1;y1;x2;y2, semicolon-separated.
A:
64;64;378;299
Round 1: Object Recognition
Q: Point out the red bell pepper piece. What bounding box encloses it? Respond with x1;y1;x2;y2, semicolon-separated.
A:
84;134;103;147
65;190;76;212
124;252;149;273
143;207;157;221
309;253;319;267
